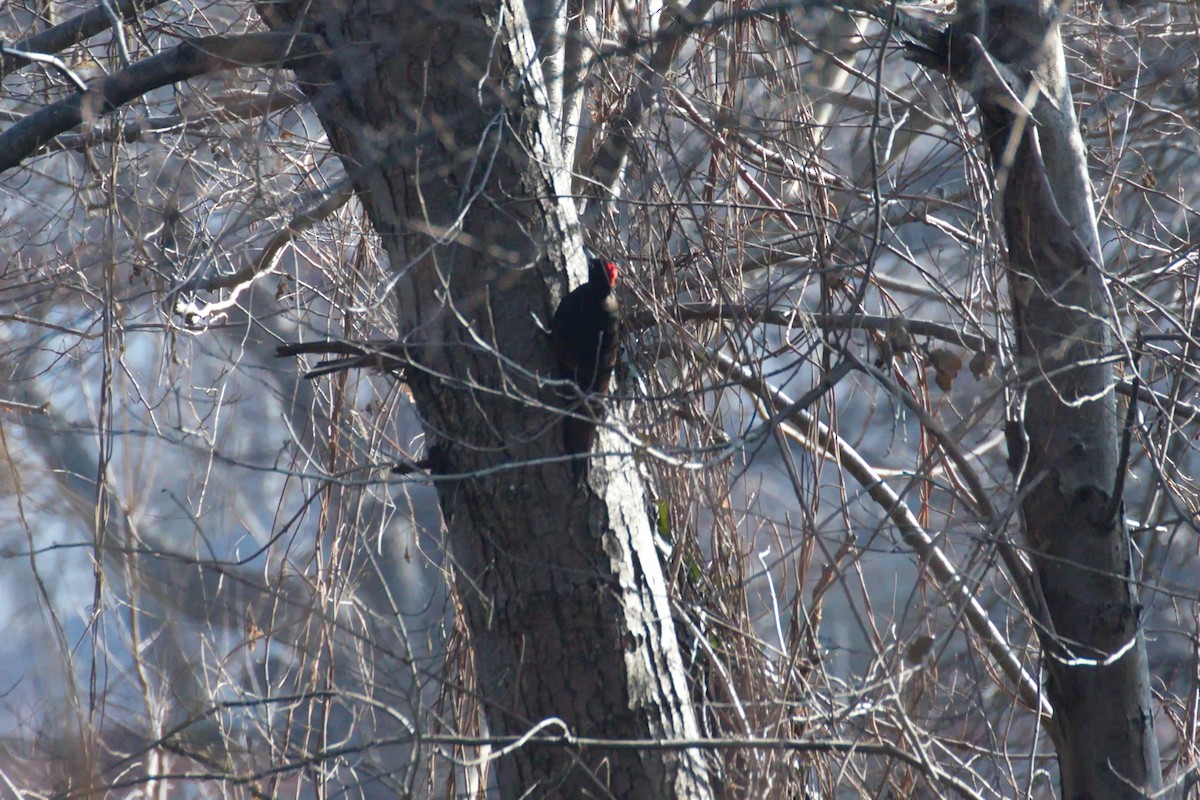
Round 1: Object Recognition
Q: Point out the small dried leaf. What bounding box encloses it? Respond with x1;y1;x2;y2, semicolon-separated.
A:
927;348;962;391
887;315;913;354
969;351;996;380
904;635;935;665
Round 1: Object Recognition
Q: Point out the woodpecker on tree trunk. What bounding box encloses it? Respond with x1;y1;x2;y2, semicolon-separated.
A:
276;340;406;379
550;255;620;479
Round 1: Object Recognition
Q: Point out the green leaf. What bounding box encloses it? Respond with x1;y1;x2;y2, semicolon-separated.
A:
657;500;671;540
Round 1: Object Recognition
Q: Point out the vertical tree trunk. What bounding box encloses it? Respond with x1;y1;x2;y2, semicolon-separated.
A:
945;0;1164;795
261;1;712;797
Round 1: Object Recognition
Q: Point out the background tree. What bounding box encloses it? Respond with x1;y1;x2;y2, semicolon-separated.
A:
1;0;1197;798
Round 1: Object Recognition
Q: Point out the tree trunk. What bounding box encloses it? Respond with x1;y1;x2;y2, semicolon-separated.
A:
944;0;1164;795
261;1;712;796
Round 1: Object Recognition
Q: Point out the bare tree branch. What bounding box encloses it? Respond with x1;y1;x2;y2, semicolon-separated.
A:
582;0;720;206
51;87;307;151
171;180;355;328
0;43;88;91
0;32;323;174
715;349;1053;719
0;0;172;80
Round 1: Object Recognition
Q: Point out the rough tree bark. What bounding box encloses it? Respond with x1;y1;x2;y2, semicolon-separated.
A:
909;0;1163;795
259;1;712;797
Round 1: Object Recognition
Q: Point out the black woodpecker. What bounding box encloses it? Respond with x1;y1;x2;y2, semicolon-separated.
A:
550;256;620;477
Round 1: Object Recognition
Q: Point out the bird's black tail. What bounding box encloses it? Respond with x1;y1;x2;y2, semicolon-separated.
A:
561;398;604;481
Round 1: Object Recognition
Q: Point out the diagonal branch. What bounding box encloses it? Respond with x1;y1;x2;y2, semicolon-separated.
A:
714;349;1052;718
171;180;354;329
583;0;720;205
0;32;324;174
0;43;89;91
0;0;172;80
